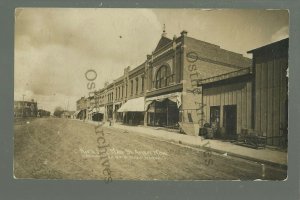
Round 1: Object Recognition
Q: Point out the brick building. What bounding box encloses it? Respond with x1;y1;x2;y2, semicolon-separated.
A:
144;30;251;135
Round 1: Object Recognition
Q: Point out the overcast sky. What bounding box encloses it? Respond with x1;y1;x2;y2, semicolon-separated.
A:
14;9;289;113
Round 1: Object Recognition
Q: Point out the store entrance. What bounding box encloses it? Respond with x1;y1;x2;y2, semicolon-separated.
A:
147;99;179;128
223;105;237;138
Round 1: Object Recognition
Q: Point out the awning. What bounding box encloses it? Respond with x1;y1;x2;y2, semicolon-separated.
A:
93;107;105;114
145;92;182;110
117;97;145;112
73;110;80;117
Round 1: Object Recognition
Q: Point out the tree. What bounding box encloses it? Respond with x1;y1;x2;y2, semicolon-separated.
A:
53;106;64;117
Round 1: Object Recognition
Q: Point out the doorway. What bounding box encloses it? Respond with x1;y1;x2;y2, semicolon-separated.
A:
223;105;237;138
210;106;220;128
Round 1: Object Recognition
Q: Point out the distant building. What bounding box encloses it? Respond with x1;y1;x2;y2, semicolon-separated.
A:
76;97;87;120
37;109;51;117
61;111;75;119
14;99;38;117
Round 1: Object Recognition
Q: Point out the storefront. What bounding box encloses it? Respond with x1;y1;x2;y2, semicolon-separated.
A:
145;92;181;129
199;68;253;139
117;97;145;125
106;104;113;120
77;109;86;120
91;107;105;122
114;102;123;122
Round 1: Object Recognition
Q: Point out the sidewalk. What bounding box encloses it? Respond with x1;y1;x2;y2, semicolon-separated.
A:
86;120;287;168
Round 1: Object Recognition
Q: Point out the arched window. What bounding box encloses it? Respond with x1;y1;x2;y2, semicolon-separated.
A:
155;65;172;89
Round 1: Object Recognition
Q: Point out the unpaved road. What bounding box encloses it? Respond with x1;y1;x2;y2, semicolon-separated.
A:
14;118;286;180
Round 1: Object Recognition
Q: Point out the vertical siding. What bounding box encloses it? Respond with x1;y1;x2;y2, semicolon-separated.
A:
255;64;262;132
207;93;211;124
279;57;288;140
241;84;247;129
232;88;237;104
260;62;268;136
246;81;252;128
255;55;288;146
220;91;224;127
224;90;228;105
216;87;221;105
267;60;274;138
236;88;242;134
202;81;250;134
228;90;233;105
273;57;280;145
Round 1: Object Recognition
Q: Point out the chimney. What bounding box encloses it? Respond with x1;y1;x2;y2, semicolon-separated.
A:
173;35;177;40
162;24;167;37
180;30;188;37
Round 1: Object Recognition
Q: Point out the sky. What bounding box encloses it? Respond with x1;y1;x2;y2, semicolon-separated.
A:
14;9;289;113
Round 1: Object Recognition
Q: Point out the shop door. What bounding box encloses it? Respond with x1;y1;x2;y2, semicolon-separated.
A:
223;105;237;138
210;106;220;128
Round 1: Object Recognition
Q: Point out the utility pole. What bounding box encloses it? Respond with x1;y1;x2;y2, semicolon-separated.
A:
22;94;26;117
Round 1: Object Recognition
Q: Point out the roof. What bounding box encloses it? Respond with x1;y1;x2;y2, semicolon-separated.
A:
197;67;252;86
154;36;172;52
247;38;289;54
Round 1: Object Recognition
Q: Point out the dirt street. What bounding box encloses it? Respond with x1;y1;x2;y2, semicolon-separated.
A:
14;118;286;180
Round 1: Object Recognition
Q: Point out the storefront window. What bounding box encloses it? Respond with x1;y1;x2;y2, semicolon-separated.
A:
147;99;179;128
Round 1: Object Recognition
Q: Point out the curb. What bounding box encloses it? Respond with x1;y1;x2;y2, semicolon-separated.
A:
179;141;287;170
99;123;288;170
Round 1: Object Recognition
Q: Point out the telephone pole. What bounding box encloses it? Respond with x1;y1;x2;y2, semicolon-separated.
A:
22;94;26;117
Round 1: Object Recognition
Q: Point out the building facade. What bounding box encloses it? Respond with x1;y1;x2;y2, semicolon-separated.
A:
37;109;51;117
143;30;251;135
75;30;288;146
248;38;288;146
14;99;38;117
76;30;251;130
76;97;87;120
